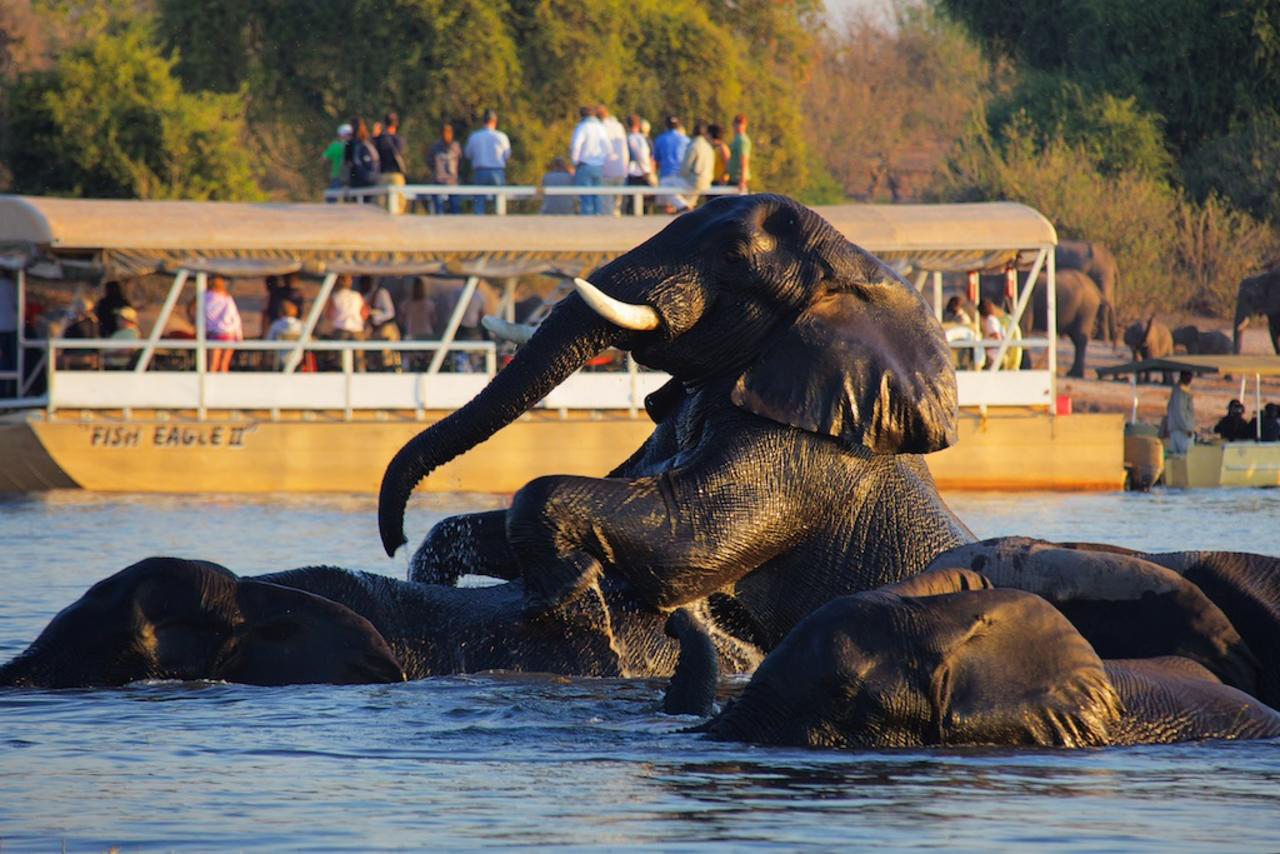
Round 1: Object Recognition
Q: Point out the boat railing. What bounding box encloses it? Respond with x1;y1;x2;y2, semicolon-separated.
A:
324;183;745;215
29;335;669;421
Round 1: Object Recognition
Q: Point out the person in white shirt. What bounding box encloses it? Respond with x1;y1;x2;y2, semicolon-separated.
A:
463;109;511;215
326;275;367;371
266;300;305;371
978;298;1004;368
674;122;715;212
597;105;629;216
569;106;609;215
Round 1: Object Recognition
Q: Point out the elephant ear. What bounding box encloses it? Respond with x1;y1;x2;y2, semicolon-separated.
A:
731;275;958;454
211;580;405;686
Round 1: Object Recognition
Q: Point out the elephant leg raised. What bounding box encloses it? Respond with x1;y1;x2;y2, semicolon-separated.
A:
409;509;517;585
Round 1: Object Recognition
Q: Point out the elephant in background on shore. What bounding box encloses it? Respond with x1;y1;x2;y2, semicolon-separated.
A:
1124;317;1174;383
981;268;1101;377
1233;268;1280;354
1173;324;1233;355
386;195;973;652
0;557;766;688
664;553;1280;747
1056;240;1119;345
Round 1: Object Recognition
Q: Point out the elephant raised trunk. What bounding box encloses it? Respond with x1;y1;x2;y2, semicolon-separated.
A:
378;294;627;556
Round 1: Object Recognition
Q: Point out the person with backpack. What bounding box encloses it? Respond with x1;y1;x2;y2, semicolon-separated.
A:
345;118;380;200
374;112;407;213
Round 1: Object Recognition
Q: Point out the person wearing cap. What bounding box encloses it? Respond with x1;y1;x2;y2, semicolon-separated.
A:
104;305;141;370
323;124;352;201
1214;398;1253;441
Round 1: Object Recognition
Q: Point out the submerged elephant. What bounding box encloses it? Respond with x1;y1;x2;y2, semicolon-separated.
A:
1056;240;1119;345
0;557;764;688
384;194;972;648
666;566;1280;747
1233;268;1280;354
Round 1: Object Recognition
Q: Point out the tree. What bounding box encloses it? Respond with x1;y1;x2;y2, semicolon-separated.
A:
4;16;258;200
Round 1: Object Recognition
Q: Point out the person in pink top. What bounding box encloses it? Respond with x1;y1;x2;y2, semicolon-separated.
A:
203;275;243;372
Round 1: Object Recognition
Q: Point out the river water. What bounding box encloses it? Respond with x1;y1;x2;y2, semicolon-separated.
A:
2;489;1279;851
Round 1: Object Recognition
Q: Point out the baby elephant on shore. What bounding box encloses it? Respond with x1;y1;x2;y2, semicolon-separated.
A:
664;541;1280;748
1172;324;1233;356
1124;317;1174;382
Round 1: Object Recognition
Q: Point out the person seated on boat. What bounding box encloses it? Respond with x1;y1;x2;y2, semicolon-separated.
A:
1213;399;1253;441
58;296;98;369
262;274;304;334
103;306;141;370
978;298;1003;366
325;274;367;372
1253;402;1280;442
401;277;438;372
1164;371;1196;456
266;300;306;371
945;295;973;327
94;280;133;338
361;276;401;372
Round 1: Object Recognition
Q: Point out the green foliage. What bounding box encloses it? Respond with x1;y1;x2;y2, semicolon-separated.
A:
4;15;258;200
1183;110;1280;225
986;76;1173;180
1168;194;1280;318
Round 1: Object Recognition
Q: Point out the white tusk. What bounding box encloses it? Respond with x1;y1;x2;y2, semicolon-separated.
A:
481;315;537;345
573;277;660;332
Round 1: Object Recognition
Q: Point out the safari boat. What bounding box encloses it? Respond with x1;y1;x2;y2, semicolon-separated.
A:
0;195;1123;494
1099;355;1280;489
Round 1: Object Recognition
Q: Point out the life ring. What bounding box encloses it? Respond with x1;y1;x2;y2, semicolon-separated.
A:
998;317;1023;371
944;323;984;370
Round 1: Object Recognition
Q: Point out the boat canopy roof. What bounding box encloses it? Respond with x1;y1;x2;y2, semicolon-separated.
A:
1096;355;1280;378
0;195;1057;279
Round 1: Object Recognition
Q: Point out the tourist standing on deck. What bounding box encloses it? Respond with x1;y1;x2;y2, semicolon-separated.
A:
345;119;380;197
1165;371;1196;455
464;109;511;215
570;106;608;215
708;124;730;185
95;280;133;338
426;124;461;214
326;275;367;372
202;276;243;373
654;116;689;214
540;157;576;214
675;123;714;212
727;113;751;193
599;105;629;216
322;123;351;201
374;112;407;214
625;114;654;186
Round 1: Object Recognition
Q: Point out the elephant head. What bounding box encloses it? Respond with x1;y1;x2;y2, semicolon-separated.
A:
694;572;1121;748
379;194;958;556
1234;269;1280;354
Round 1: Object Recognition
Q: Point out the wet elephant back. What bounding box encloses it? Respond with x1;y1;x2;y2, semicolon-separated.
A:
1104;659;1280;744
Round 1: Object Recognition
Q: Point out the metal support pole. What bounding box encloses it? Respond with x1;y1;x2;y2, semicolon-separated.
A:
932;271;943;322
1046;248;1057;404
343;348;353;421
16;268;25;395
496;193;507;216
1130;373;1138;425
135;269;189;372
195;271;207;420
1256;373;1263;440
988;248;1046;372
287;272;337;373
913;270;929;292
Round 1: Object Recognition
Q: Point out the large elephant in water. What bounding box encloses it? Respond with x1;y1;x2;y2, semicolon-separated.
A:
1056;240;1119;345
666;545;1280;747
384;194;972;649
1233;268;1280;354
0;557;764;688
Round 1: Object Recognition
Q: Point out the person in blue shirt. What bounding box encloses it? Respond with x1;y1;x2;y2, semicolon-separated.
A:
653;116;689;180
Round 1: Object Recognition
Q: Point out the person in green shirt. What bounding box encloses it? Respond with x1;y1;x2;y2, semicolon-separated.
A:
322;123;352;201
727;113;751;193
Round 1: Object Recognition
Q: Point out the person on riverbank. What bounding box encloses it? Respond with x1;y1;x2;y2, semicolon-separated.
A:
674;122;714;212
599;105;629;216
345;118;380;197
727;113;751;193
202;276;243;373
374;112;407;214
425;124;461;214
1164;371;1196;455
321;123;351;201
540;157;576;214
570;106;608;215
464;109;511;214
